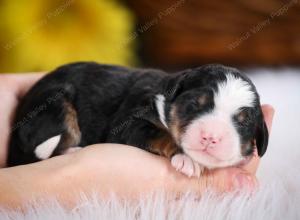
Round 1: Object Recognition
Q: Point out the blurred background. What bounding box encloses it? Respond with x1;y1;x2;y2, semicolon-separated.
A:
1;0;300;72
0;0;299;179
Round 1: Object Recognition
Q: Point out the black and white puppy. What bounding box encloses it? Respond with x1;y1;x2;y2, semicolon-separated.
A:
8;62;268;177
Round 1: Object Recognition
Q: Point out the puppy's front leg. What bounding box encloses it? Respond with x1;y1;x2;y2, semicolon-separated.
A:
171;154;204;178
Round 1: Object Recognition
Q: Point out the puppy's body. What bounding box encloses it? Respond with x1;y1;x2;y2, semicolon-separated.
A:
8;62;268;177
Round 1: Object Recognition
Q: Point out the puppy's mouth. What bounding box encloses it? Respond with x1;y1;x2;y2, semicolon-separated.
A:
183;147;228;162
182;143;251;169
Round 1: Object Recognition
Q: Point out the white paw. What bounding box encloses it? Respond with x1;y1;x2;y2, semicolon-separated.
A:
34;135;61;160
171;154;204;178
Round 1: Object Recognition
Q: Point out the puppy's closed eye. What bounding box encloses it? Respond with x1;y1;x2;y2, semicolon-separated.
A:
185;99;199;112
184;94;209;113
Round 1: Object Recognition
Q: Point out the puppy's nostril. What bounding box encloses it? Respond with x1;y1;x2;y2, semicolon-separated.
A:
201;131;222;145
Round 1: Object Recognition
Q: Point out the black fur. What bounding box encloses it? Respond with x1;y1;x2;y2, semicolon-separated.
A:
7;62;268;166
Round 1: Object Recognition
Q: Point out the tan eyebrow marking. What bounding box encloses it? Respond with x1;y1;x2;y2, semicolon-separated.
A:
198;94;208;106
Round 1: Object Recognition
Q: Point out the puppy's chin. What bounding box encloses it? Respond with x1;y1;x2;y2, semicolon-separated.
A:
182;147;244;169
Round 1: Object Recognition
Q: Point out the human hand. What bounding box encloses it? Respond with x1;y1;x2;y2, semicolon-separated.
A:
0;74;274;208
0;74;44;167
52;105;273;202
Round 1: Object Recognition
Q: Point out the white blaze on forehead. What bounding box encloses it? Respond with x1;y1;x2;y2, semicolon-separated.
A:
179;74;256;168
214;74;255;114
34;135;61;160
155;94;168;128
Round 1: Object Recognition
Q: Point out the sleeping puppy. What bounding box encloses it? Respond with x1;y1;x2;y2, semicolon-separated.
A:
7;62;268;177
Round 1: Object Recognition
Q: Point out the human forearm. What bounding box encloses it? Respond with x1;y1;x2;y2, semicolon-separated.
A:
0;144;171;208
0;143;259;209
0;152;78;208
0;144;199;208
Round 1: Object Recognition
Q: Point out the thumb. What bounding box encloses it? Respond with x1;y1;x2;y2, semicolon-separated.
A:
205;168;257;192
184;167;257;194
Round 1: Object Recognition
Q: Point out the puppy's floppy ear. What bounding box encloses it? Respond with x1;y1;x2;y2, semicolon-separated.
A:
163;70;190;101
256;115;269;157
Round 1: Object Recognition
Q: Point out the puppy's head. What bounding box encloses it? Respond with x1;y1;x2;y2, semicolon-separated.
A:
156;64;268;169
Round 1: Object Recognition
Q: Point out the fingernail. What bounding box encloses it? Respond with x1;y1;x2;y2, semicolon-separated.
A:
233;173;255;190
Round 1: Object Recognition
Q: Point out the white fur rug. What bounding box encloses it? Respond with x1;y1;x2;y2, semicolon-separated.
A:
1;69;300;220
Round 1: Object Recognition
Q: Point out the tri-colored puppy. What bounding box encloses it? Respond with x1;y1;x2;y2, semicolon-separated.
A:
8;62;268;177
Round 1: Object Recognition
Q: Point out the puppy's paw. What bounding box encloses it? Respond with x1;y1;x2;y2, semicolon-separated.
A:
171;154;203;178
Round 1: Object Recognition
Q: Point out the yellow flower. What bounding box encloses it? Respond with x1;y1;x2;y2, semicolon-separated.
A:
0;0;136;72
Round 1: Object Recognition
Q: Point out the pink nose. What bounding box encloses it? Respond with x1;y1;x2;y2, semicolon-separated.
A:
200;132;222;147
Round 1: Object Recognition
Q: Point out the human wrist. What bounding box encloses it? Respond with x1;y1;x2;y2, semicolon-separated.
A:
0;169;19;207
0;154;81;208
